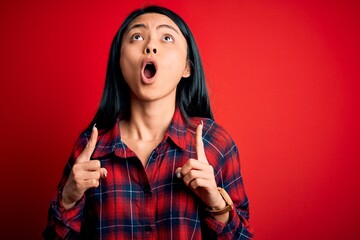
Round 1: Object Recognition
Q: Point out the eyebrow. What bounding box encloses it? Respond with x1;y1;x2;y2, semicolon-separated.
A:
127;23;179;34
157;24;179;34
127;23;146;32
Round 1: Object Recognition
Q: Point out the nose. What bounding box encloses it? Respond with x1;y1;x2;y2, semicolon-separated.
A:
145;47;157;54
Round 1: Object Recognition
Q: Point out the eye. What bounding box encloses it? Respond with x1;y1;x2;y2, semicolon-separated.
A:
163;35;174;42
131;34;144;41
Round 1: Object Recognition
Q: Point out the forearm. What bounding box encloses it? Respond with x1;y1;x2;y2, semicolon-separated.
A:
207;191;230;224
212;210;230;225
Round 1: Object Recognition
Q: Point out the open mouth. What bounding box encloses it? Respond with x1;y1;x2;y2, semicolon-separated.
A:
143;62;156;79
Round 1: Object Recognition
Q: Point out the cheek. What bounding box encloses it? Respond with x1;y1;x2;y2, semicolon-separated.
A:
120;47;139;79
162;50;188;75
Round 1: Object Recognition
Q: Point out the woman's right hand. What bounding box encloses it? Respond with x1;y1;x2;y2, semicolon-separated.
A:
61;125;107;210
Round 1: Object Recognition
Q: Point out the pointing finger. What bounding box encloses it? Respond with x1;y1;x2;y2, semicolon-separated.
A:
196;121;208;163
78;124;98;163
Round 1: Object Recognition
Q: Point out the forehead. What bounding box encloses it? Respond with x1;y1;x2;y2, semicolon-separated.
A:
127;13;181;32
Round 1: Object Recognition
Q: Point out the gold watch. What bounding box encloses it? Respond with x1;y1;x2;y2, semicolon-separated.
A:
206;187;234;215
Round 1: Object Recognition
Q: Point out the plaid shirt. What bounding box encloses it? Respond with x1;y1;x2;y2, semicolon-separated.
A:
44;109;253;239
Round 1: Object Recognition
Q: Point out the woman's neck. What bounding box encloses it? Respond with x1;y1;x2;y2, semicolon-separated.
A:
121;98;176;141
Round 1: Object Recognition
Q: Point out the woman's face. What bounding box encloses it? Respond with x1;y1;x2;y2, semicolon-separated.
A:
120;13;190;103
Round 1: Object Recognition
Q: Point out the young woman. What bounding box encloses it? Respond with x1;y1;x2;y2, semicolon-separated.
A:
44;6;253;239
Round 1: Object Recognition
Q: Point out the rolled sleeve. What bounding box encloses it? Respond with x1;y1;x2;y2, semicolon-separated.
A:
203;207;253;239
48;190;85;238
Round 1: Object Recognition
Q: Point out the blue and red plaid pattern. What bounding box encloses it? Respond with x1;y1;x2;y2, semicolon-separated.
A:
44;108;253;239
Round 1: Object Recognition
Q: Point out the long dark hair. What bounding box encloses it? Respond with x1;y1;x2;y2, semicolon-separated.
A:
86;5;213;132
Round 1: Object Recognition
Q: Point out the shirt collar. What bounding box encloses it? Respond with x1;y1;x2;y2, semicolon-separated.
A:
166;108;188;151
91;119;124;159
91;108;190;159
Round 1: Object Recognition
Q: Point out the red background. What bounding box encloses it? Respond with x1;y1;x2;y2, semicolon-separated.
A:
1;0;359;239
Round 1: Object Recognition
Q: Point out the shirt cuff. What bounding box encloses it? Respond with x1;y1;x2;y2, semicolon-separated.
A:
203;207;240;236
50;190;85;238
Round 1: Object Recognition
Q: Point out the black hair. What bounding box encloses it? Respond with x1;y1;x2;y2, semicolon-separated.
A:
86;5;213;132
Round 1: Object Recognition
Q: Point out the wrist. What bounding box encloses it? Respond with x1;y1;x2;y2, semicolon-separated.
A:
205;187;234;216
61;191;76;210
209;192;227;211
61;200;76;210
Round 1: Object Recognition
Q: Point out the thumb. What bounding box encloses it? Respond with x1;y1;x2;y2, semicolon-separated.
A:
77;124;98;163
196;121;208;163
100;168;108;178
175;167;182;179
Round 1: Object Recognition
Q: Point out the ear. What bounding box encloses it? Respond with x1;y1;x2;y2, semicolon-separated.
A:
182;60;191;78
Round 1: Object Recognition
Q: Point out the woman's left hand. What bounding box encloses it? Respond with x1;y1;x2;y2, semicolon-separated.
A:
175;122;225;210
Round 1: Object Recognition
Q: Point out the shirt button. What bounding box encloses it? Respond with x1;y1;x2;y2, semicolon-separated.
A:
145;226;152;232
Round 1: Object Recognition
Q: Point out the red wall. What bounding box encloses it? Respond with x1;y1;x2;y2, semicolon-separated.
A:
1;0;359;239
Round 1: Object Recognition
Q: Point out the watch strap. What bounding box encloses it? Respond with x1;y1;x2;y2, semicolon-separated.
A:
206;187;234;216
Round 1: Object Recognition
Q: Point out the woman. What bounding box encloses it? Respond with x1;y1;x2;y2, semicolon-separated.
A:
44;5;253;239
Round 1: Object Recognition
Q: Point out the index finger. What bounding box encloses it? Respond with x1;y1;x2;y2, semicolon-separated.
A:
78;124;98;163
196;121;208;163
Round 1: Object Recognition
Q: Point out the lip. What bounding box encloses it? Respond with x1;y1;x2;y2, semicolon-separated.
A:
141;58;158;84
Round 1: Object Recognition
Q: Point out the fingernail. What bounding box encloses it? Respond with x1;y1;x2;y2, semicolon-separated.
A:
93;123;97;130
176;171;182;179
201;120;203;126
103;168;107;178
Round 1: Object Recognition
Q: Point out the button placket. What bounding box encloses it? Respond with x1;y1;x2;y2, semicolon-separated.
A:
143;185;152;195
